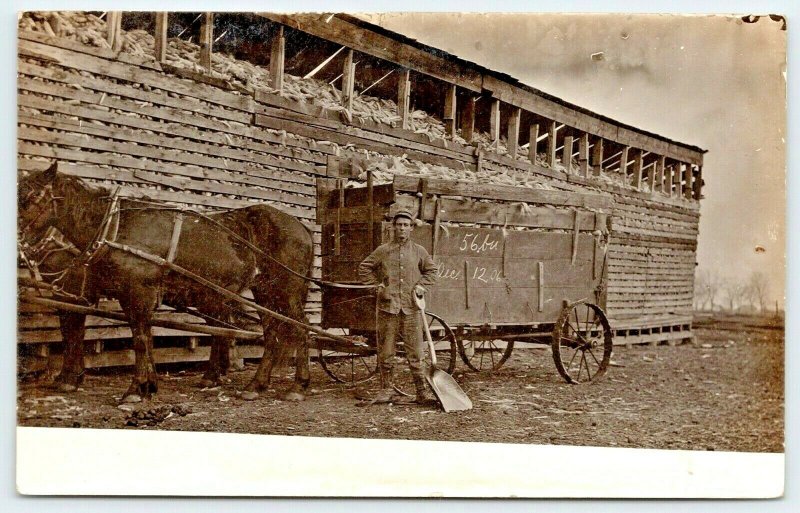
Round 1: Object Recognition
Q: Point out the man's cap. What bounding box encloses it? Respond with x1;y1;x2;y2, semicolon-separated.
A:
392;210;415;222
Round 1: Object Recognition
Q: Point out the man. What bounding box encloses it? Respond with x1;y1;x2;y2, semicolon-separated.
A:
358;210;438;405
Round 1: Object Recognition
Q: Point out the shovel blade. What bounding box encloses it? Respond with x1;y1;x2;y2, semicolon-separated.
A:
426;368;472;412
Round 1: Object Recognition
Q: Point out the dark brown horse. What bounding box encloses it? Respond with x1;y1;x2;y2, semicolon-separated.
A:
18;163;314;403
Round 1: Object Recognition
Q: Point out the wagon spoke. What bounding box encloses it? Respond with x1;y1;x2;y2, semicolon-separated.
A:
583;355;592;380
560;336;581;347
583;351;594;381
588;316;602;336
585;306;591;333
553;302;612;384
566;346;579;372
567;322;586;344
587;347;601;367
488;341;498;367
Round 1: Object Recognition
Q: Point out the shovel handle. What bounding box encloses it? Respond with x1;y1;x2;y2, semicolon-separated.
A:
414;292;437;367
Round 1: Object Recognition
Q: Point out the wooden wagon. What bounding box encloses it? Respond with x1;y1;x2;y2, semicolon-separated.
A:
316;172;615;384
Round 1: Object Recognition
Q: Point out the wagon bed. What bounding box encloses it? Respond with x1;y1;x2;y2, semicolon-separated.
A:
317;172;616;383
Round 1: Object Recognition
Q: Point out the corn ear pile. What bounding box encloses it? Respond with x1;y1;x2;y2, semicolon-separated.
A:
19;11;648;195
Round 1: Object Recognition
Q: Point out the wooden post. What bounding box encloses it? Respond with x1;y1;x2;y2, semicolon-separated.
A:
693;165;703;200
672;162;682;198
464;261;470;309
341;49;356;116
571;210;580;265
656;156;666;194
334;179;344;256
106;12;123;51
684;164;694;200
562;135;574;172
398;68;411;130
546;121;557;167
269;25;285;93
432;198;442;258
619;146;630;178
578;133;589;177
461;95;476;143
591;136;604;176
489;99;501;146
507;107;521;158
528;123;540;162
417;178;429;220
154;12;168;62
537;262;544;312
632;149;643;189
647;161;656;192
665;160;674;196
443;84;457;138
367;170;374;251
199;12;214;70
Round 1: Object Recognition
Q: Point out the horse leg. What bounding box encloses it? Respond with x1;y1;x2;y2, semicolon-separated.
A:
277;296;311;401
241;325;284;401
283;325;310;402
54;312;87;392
228;338;245;371
120;290;159;403
279;302;311;402
200;334;234;388
243;291;310;401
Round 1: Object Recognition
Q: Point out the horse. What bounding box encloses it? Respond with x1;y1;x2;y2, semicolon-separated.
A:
18;163;315;403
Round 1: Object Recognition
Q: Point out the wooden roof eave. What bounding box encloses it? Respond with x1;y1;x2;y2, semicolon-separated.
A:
256;12;705;166
256;12;483;93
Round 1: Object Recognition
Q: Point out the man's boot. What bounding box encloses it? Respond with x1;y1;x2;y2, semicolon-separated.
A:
372;364;395;404
413;374;437;406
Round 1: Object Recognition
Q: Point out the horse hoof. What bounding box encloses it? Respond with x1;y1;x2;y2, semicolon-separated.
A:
283;391;305;402
198;379;216;388
241;391;259;401
57;383;78;393
122;394;142;404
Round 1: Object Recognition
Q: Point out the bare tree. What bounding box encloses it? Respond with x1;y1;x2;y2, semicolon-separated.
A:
695;268;723;311
741;282;757;311
723;278;747;312
748;271;770;313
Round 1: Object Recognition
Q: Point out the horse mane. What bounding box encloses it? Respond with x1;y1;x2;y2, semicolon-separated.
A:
52;174;113;249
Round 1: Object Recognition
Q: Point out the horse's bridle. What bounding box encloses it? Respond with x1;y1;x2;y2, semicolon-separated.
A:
19;182;61;240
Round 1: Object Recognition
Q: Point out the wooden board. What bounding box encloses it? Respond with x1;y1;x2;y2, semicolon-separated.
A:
322;224;603;328
258;13;484;92
19;36;254;112
391;175;613;210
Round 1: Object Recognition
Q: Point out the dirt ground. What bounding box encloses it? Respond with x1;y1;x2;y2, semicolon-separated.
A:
16;314;784;453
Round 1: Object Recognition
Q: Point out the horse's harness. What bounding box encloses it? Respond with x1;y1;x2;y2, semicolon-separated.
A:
19;184;375;307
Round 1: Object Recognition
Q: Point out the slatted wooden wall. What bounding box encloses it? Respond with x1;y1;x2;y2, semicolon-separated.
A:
17;30;702;360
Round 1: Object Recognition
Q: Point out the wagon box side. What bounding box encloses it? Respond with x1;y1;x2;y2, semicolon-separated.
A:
319;174;612;331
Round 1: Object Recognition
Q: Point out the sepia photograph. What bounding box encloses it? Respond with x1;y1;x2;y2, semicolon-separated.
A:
11;3;787;499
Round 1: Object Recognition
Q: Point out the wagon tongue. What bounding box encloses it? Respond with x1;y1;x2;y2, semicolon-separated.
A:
415;293;473;412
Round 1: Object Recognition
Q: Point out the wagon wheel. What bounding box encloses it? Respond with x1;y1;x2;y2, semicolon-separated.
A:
457;337;514;372
551;301;613;384
317;329;378;385
392;311;458;395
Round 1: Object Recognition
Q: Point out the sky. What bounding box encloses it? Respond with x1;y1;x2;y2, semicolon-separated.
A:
360;13;787;306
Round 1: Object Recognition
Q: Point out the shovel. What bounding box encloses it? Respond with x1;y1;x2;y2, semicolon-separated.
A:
414;292;473;412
